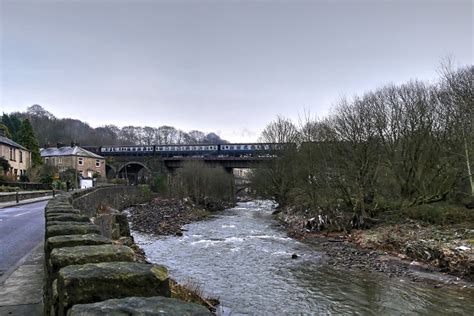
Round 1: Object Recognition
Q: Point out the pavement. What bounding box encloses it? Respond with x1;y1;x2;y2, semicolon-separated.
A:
0;244;44;315
0;201;47;315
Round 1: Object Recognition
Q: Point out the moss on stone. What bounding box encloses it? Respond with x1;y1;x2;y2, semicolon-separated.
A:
45;234;112;256
150;265;169;281
57;262;170;315
46;214;90;223
50;245;135;274
45;209;81;216
47;221;94;227
59;261;170;295
46;224;100;238
67;296;212;316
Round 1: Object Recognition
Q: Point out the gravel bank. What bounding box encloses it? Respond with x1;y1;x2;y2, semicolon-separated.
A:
127;198;212;236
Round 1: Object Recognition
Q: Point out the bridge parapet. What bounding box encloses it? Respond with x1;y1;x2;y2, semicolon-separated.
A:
43;187;212;315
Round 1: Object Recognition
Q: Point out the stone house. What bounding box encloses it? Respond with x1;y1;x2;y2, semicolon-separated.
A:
0;128;32;180
40;145;106;178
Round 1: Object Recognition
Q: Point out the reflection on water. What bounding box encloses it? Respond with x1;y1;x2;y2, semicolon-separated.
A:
132;201;474;315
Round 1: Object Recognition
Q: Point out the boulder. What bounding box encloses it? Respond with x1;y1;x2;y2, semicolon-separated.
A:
46;223;101;238
49;245;135;275
46;204;74;211
95;213;131;240
46;214;90;223
45;234;112;257
46;209;81;216
67;296;212;316
57;262;171;315
47;221;95;227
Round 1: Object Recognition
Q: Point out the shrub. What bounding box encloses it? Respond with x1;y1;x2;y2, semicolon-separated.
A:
403;202;474;225
150;174;167;193
170;161;234;206
110;178;128;185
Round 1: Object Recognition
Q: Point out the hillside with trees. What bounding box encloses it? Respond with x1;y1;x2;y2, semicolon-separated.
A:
1;105;227;147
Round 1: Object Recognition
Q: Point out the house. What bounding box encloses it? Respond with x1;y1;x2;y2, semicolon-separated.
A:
0;127;32;180
40;145;106;178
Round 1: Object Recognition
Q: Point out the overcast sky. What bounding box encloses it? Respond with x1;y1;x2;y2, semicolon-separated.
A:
1;0;472;142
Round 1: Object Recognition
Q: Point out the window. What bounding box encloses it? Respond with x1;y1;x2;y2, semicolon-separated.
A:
9;148;16;161
19;151;23;163
96;159;100;168
78;157;83;165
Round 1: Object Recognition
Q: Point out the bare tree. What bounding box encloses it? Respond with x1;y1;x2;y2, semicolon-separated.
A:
439;64;474;197
331;95;382;227
259;116;300;143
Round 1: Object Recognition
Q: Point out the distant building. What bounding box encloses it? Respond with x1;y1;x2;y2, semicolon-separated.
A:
0;127;32;180
40;145;106;178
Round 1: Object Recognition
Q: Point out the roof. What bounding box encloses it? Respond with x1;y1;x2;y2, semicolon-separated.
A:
40;146;104;159
0;136;27;150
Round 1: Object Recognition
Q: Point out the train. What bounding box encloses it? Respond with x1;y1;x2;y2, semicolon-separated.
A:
87;143;291;157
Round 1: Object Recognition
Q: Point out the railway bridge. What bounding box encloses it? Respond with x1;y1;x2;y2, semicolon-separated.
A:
102;155;273;185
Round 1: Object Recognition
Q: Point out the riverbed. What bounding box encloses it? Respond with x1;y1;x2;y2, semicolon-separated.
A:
131;200;474;315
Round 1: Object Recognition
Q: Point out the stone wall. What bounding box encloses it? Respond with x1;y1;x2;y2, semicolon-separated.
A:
43;186;211;316
70;185;151;217
0;190;53;203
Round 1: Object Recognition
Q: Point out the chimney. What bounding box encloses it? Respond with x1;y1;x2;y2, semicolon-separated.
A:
57;142;65;149
0;127;5;137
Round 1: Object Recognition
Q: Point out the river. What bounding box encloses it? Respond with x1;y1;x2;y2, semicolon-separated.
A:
131;200;473;315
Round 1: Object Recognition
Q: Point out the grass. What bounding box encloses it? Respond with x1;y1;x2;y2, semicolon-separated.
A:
170;278;220;313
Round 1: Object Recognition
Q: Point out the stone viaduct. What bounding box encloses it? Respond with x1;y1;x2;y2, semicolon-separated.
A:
105;156;272;185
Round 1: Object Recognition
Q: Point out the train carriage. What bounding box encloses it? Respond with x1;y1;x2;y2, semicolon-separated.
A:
96;142;290;157
218;143;286;157
100;145;154;156
155;144;218;157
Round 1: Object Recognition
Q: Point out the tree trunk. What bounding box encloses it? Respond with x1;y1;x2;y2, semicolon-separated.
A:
462;128;474;196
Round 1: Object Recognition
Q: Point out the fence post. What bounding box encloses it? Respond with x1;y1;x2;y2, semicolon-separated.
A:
16;191;19;203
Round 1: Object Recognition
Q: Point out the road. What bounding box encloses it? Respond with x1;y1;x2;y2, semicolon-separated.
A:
0;201;47;278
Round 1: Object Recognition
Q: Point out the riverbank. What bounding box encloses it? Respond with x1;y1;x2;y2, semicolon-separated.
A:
127;197;212;236
278;208;474;287
127;197;236;237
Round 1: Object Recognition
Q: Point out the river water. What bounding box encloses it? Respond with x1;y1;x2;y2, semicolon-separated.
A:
132;200;473;315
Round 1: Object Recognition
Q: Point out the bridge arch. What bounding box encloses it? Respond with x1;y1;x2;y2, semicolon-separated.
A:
117;162;151;185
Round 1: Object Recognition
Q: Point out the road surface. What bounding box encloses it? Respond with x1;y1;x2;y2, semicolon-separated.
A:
0;201;47;278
